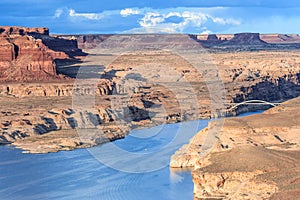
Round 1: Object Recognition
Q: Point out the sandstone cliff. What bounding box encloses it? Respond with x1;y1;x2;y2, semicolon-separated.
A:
222;33;267;46
0;26;85;82
77;34;112;49
0;92;154;153
0;35;58;82
170;97;300;199
0;26;49;36
261;34;300;44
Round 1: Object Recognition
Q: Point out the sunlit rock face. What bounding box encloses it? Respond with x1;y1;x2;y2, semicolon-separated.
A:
171;97;300;199
0;26;85;82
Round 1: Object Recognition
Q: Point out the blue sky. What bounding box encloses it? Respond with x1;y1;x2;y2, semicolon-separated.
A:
1;0;300;34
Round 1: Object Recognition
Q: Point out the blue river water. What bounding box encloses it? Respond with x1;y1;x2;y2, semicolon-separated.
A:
0;111;263;200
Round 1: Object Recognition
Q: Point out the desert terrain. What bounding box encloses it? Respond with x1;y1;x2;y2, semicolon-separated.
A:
0;26;300;199
0;26;299;157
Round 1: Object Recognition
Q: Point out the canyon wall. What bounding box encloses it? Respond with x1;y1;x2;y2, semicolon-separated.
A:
0;80;113;97
0;35;57;81
0;26;85;82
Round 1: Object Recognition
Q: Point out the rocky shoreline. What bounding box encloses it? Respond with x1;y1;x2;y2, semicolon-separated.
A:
170;97;300;199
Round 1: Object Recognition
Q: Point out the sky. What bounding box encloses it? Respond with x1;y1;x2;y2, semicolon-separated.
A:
1;0;300;34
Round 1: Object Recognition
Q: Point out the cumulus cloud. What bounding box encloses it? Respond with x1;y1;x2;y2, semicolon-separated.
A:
54;8;63;18
137;9;239;33
140;12;165;27
120;8;140;17
212;17;240;25
53;7;240;33
69;9;105;20
200;29;213;34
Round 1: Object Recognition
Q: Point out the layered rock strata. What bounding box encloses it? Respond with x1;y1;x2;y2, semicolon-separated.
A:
0;26;85;82
0;94;154;153
0;80;113;97
170;97;300;199
196;33;300;44
222;33;267;46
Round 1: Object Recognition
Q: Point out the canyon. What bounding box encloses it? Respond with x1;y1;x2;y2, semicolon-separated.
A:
0;26;299;199
0;27;299;156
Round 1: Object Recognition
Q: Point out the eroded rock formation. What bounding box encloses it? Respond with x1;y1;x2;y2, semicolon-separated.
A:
77;35;112;49
0;93;154;153
224;33;267;46
261;34;300;44
0;79;113;97
197;33;300;44
0;26;85;82
170;97;300;199
0;26;49;36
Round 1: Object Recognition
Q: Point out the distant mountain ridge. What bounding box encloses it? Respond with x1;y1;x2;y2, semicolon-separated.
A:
196;33;300;44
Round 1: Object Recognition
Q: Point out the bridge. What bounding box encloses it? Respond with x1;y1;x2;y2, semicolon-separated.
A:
227;100;281;111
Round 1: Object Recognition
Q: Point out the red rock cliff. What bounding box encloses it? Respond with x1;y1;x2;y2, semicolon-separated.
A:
0;26;83;82
0;26;49;36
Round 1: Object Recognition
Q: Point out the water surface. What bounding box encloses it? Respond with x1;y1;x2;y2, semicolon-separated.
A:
0;111;263;200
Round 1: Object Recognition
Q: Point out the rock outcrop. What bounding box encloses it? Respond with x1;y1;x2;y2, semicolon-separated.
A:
196;34;234;41
0;92;153;153
0;35;58;81
197;33;300;44
1;106;131;153
196;33;267;46
0;26;49;36
0;26;86;82
261;34;300;44
170;97;300;199
35;35;87;58
0;80;113;97
76;35;112;49
221;33;267;46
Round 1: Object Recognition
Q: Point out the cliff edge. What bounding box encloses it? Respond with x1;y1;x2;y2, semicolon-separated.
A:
0;26;85;82
170;97;300;199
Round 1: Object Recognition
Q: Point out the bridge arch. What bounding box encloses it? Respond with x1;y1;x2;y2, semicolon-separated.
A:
228;100;280;111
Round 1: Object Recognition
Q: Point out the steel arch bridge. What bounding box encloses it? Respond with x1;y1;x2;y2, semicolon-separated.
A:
227;100;281;111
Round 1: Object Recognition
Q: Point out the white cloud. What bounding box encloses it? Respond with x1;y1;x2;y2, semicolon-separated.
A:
140;12;165;27
212;17;240;25
200;29;213;34
120;8;140;17
165;12;181;18
54;8;63;18
69;9;105;20
137;9;238;33
53;7;240;33
134;8;241;33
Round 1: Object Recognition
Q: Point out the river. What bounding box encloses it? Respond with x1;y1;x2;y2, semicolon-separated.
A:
0;111;263;200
